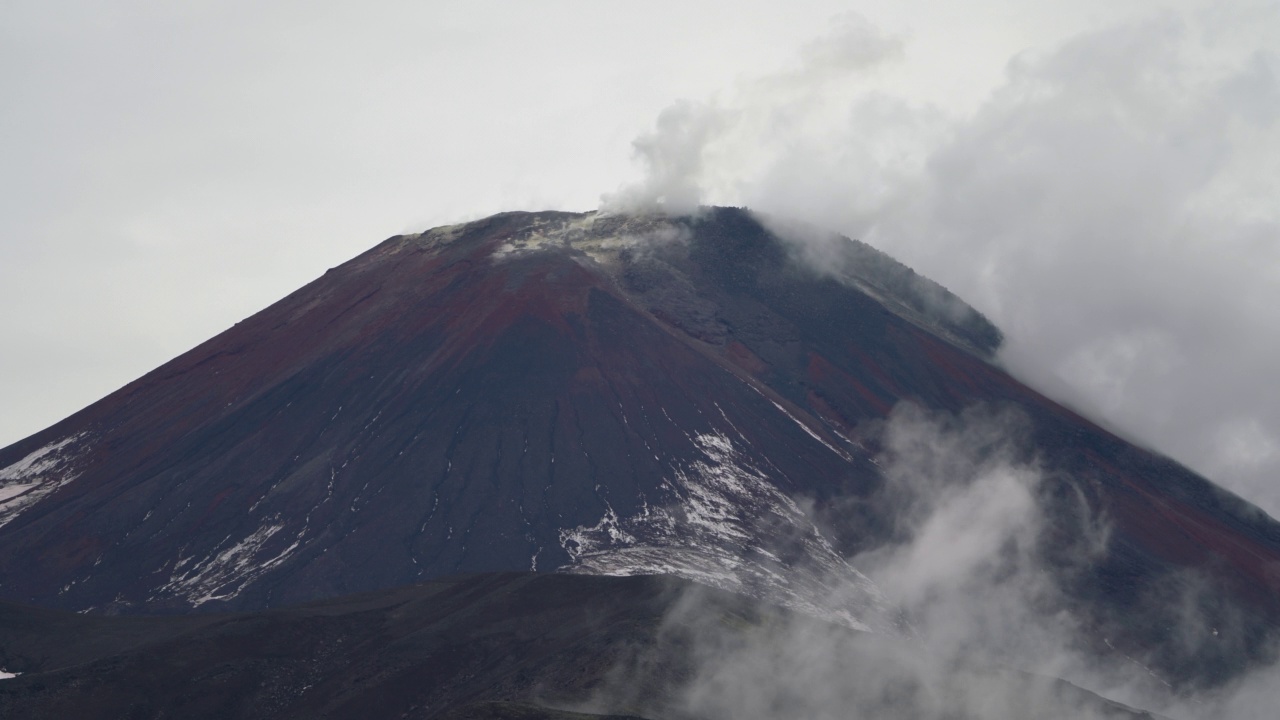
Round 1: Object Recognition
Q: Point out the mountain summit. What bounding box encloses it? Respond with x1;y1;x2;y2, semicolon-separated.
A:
1;208;1277;685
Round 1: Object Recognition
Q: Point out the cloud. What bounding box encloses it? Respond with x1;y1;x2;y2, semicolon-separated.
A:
866;12;1280;517
840;403;1145;701
602;12;905;216
601;100;733;214
610;6;1280;517
566;403;1188;717
574;401;1280;719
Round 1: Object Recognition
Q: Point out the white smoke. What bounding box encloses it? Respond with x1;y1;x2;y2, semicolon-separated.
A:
601;100;733;214
593;15;1280;706
605;6;1280;518
602;13;906;216
573;401;1280;719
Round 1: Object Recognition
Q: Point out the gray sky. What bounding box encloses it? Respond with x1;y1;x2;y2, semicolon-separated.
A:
3;1;1277;514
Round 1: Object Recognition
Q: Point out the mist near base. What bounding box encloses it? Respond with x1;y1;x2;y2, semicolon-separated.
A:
571;402;1280;719
604;6;1280;519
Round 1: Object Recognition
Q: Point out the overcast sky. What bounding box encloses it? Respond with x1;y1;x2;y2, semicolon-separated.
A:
3;1;1277;514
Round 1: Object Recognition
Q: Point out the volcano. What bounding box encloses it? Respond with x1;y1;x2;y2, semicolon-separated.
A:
1;207;1279;690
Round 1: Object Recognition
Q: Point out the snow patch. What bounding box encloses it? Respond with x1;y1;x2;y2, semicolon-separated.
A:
558;430;891;632
160;515;305;606
0;433;91;528
560;504;636;561
0;483;35;503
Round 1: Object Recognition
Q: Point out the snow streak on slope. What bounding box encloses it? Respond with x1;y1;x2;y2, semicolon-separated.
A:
159;514;306;606
0;433;90;528
559;430;892;633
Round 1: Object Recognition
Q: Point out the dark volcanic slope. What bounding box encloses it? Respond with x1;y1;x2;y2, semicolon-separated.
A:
0;573;1160;720
1;208;1278;681
0;210;900;618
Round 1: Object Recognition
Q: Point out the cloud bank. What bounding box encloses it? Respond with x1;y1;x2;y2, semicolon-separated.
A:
608;7;1280;517
576;402;1280;719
